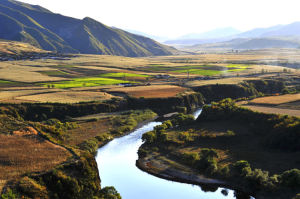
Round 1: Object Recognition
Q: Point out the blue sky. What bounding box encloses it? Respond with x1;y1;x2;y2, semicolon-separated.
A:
20;0;300;39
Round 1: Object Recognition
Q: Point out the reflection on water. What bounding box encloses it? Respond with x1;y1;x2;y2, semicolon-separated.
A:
96;109;253;199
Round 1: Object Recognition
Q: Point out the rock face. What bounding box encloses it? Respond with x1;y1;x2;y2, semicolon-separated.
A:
0;0;177;57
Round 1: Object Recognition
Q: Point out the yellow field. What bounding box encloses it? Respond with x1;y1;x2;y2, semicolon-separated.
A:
0;89;60;101
15;91;114;103
249;94;300;105
243;105;300;117
0;62;67;82
186;77;258;87
107;85;188;98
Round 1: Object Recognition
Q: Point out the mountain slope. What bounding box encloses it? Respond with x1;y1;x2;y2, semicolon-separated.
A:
0;0;176;57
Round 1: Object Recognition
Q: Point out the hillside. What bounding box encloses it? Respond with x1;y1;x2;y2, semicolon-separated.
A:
0;0;177;57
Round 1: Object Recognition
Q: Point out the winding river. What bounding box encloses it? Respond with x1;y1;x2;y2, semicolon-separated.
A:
96;109;250;199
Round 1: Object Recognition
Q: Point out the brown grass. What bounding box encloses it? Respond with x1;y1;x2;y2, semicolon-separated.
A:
242;105;300;117
15;91;114;103
249;94;300;105
64;118;112;146
186;77;258;87
0;133;71;185
107;85;188;98
0;41;47;55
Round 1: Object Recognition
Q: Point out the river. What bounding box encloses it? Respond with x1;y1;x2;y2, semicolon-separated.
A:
96;109;250;199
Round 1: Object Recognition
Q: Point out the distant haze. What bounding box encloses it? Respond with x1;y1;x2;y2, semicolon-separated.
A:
19;0;300;39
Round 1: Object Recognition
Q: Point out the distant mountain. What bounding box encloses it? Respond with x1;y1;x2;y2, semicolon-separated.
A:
171;22;300;51
164;27;241;46
0;0;177;57
178;27;241;40
124;29;170;42
186;37;300;52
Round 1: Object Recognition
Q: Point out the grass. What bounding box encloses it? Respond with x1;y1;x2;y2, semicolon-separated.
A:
0;80;16;85
42;77;134;89
39;70;70;76
107;85;188;98
16;91;114;103
249;94;300;105
0;133;71;185
173;69;224;76
99;72;149;78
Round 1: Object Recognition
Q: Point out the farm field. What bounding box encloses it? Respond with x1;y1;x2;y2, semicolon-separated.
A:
42;77;134;89
249;93;300;105
15;91;114;103
0;131;71;192
242;105;300;117
106;85;189;98
237;93;300;117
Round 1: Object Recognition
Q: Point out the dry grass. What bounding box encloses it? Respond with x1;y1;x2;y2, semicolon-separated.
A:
15;91;114;103
0;41;47;55
0;62;67;82
0;89;61;101
107;85;188;98
249;94;300;105
0;133;71;184
242;105;300;117
186;77;258;87
64;118;112;146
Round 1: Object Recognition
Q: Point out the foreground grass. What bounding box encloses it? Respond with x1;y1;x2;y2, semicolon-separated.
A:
42;77;134;88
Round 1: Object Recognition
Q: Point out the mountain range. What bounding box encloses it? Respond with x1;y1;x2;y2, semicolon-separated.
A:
164;22;300;51
0;0;177;57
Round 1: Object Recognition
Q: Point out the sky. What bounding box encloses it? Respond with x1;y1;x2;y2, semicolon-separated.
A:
20;0;300;39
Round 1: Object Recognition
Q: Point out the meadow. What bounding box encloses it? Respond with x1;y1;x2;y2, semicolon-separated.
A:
42;77;134;89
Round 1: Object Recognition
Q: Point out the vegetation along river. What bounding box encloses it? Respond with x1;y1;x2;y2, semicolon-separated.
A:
96;109;253;199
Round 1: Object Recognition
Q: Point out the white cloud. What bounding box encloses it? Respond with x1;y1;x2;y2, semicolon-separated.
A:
20;0;300;38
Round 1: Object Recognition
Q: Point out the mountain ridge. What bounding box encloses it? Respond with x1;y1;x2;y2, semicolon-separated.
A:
0;0;177;57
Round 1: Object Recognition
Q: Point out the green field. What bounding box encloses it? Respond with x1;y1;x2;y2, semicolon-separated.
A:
0;80;15;84
43;77;134;88
99;72;149;78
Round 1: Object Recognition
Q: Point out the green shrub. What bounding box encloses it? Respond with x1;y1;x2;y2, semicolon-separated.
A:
142;131;157;144
182;152;199;167
280;169;300;188
225;130;235;137
98;186;121;199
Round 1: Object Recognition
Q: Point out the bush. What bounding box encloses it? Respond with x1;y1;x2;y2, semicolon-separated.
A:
182;152;199;167
98;186;121;199
142;131;157;144
280;169;300;188
225;130;235;137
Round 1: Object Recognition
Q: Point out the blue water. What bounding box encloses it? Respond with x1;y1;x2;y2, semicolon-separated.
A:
96;110;251;199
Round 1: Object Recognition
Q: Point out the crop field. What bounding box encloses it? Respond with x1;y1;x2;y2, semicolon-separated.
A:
242;105;300;117
0;62;68;83
107;85;188;98
186;77;258;87
249;93;300;105
99;72;149;78
0;89;61;102
42;77;134;89
38;70;71;77
15;91;114;103
0;133;71;190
